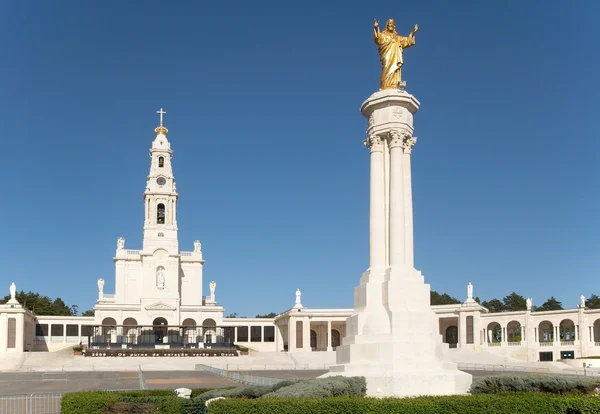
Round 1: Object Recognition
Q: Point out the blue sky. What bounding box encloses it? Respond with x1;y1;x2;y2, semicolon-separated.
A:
1;1;598;316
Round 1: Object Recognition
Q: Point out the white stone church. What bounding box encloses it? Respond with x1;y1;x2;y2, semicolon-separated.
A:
1;112;599;364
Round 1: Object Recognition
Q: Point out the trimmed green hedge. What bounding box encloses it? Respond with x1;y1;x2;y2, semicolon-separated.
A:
206;393;600;414
470;375;598;395
61;390;217;414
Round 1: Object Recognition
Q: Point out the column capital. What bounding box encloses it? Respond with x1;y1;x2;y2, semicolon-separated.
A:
387;130;416;153
363;134;384;152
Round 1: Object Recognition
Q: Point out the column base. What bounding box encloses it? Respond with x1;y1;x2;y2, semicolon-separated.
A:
322;265;472;397
321;359;472;397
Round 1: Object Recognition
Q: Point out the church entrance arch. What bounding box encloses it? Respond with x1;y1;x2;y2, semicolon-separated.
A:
202;318;216;344
331;329;341;349
310;330;317;350
123;318;138;345
182;318;197;345
445;326;458;348
153;317;168;344
101;317;117;346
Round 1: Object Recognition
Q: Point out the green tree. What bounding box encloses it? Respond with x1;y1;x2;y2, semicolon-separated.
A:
586;294;600;309
502;292;527;312
536;296;563;311
81;309;95;316
0;291;78;316
430;291;461;306
481;298;505;313
255;312;277;318
226;312;239;318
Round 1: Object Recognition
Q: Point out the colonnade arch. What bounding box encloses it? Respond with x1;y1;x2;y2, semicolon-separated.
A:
486;322;501;343
538;320;553;342
559;319;575;341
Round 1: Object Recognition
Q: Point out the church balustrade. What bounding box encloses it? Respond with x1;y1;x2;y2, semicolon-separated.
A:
86;325;236;350
180;251;192;257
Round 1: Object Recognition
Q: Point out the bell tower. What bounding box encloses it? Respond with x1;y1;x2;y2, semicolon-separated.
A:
142;108;179;254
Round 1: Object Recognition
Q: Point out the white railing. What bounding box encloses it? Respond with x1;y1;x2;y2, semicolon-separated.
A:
126;250;140;255
196;363;284;386
507;342;521;346
595;342;600;347
196;363;330;371
561;341;575;346
539;342;554;347
487;342;501;347
180;251;192;257
0;393;61;414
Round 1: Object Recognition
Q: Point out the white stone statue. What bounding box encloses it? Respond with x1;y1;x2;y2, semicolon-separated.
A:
9;282;16;300
117;237;125;250
194;240;201;253
209;281;216;301
295;288;302;305
467;282;473;301
487;329;492;343
97;278;104;299
526;298;532;310
156;268;165;289
580;295;586;308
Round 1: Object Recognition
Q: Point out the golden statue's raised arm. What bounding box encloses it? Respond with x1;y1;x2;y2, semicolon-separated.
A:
373;19;419;90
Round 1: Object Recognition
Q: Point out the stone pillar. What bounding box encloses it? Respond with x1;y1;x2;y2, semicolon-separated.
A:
402;145;415;267
327;320;332;351
458;312;467;348
387;130;406;268
63;323;67;344
302;319;311;352
288;317;296;352
365;135;386;274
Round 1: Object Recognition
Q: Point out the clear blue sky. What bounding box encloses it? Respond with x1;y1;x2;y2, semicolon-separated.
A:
1;1;598;316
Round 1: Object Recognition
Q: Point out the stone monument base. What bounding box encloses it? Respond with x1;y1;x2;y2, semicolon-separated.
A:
320;266;472;397
322;352;472;397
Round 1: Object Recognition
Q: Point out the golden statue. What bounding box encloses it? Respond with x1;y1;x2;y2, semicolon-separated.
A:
373;19;419;90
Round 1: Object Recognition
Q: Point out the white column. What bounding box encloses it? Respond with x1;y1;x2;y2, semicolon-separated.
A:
327;320;332;351
402;138;416;268
302;319;311;351
387;130;406;268
288;317;296;352
364;135;386;274
63;323;67;344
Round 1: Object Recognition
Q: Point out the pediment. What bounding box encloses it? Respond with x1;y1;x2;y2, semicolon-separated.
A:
145;301;176;311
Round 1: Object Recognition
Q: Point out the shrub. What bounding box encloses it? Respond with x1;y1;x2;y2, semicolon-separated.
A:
104;402;156;414
262;376;367;398
191;387;236;399
470;375;597;395
194;385;273;402
60;391;191;414
206;393;600;414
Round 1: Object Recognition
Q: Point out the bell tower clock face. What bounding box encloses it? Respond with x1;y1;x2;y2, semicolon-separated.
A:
156;177;166;186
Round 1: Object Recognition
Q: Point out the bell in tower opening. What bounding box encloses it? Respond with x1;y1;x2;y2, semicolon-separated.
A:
157;203;165;224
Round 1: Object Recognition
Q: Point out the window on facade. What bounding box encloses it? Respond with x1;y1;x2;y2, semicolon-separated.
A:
7;318;16;348
66;325;79;337
263;326;275;342
158;157;164;167
251;326;262;342
51;325;64;337
36;324;48;337
237;326;248;342
157;203;165;224
466;316;474;344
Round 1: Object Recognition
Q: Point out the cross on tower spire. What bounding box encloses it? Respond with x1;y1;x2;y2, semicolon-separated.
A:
157;108;166;126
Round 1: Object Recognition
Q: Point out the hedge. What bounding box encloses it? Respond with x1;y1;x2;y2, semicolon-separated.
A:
470;375;599;395
193;377;365;403
60;390;224;414
206;393;600;414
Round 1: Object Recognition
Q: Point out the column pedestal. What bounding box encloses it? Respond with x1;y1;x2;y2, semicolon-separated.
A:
321;89;471;397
